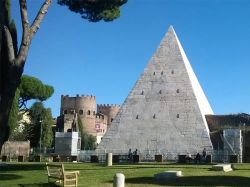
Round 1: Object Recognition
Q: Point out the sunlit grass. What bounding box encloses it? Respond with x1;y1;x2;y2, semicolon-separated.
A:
1;162;250;187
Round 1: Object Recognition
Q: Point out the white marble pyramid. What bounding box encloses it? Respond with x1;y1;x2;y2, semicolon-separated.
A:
97;26;213;157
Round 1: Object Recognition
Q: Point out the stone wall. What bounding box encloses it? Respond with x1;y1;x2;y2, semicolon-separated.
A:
1;141;30;157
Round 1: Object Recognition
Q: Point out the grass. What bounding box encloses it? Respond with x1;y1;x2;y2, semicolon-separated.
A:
0;162;250;187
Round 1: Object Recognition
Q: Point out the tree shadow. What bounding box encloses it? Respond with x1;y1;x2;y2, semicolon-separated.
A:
125;176;250;186
0;173;23;180
19;183;57;187
0;163;44;171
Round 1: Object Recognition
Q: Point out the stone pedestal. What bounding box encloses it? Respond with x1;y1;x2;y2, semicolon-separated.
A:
107;153;113;166
113;173;125;187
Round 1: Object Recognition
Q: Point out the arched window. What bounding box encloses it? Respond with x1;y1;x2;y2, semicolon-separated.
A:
176;89;180;93
177;114;180;118
87;110;91;115
153;114;156;119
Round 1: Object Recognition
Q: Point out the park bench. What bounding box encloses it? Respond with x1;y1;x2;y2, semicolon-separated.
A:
46;162;79;187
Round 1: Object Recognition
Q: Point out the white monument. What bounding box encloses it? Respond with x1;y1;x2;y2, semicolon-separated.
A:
97;26;213;157
55;132;81;156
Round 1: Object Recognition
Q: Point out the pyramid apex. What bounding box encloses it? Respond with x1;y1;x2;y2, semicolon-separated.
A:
168;25;175;33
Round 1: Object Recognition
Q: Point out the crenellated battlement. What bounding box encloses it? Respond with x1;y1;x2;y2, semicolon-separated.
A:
61;94;96;100
97;104;120;108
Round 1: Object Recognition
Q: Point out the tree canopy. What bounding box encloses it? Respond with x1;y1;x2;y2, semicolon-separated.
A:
58;0;127;22
19;75;54;111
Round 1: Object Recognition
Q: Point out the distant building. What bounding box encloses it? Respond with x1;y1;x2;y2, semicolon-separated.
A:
56;94;120;144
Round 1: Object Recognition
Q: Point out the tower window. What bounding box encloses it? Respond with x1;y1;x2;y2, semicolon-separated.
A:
141;90;144;95
153;114;156;119
171;70;174;74
176;89;180;93
159;90;162;94
153;72;156;75
177;114;180;118
87;110;91;115
136;115;139;119
111;118;114;122
64;110;67;114
161;71;163;75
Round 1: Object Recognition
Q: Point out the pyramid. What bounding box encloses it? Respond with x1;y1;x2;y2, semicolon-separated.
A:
97;26;213;157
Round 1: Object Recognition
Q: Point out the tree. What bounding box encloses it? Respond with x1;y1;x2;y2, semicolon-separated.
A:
28;102;53;148
78;116;96;150
0;0;19;150
19;75;54;112
8;75;54;140
8;88;20;139
0;0;127;153
58;0;128;22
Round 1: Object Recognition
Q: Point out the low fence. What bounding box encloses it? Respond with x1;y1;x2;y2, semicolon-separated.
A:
0;146;246;163
78;149;245;163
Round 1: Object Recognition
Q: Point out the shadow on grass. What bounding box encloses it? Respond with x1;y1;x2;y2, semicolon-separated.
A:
19;183;56;187
0;173;23;180
0;163;44;171
125;176;250;186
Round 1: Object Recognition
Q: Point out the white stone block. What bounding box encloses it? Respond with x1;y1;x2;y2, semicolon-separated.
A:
212;164;233;172
154;170;182;181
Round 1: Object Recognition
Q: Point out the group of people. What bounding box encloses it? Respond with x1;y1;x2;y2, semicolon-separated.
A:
128;148;138;162
185;148;207;163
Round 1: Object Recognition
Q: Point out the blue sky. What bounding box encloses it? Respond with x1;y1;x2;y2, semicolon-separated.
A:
12;0;250;117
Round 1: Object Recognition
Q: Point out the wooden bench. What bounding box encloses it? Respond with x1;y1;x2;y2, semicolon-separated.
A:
46;162;79;187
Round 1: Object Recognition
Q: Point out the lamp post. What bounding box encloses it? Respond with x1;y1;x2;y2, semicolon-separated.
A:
39;119;43;154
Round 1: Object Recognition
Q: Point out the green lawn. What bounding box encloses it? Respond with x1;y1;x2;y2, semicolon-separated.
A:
0;162;250;187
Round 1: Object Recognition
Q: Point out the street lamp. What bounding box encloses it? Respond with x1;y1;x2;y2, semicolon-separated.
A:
39;118;43;154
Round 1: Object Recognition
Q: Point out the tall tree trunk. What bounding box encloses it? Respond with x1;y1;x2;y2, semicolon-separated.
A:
0;0;52;154
0;63;23;153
